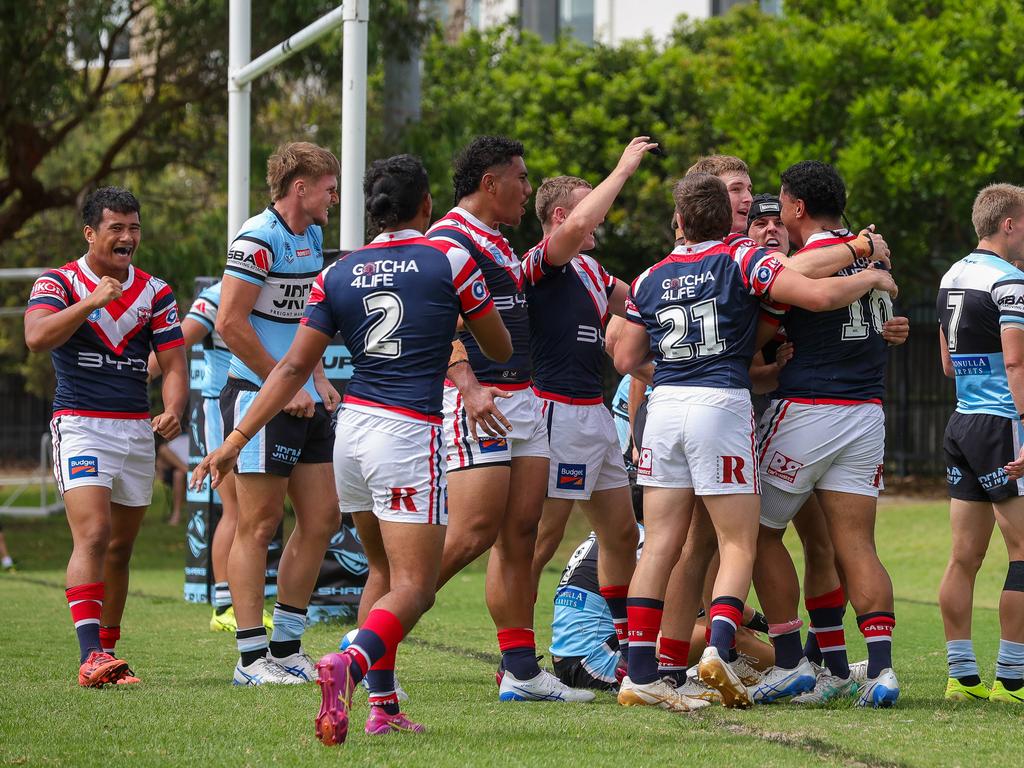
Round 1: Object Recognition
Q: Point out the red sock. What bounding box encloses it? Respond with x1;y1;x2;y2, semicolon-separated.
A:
99;625;120;655
658;636;691;675
345;608;405;681
66;582;104;663
600;584;629;648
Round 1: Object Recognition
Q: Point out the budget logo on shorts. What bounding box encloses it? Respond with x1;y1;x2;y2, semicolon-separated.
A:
766;451;802;484
557;463;587;490
638;447;653;476
478;437;508;453
68;455;98;478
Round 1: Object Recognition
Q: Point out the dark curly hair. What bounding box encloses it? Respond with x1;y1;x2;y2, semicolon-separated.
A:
779;160;846;220
81;187;141;229
452;136;525;203
363;154;430;231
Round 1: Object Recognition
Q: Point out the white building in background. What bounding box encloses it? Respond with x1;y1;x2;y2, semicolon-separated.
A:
446;0;782;45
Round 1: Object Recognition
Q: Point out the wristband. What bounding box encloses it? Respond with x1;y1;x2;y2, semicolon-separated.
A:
844;242;858;261
224;429;249;451
447;359;470;370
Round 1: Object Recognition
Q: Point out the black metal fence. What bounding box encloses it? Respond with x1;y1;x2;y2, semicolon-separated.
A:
0;375;52;465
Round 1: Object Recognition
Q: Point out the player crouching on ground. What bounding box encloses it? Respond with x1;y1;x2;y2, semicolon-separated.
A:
612;173;897;712
25;187;188;687
943;184;1024;704
194;155;512;743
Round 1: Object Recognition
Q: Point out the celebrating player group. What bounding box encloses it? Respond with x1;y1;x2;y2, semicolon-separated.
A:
29;131;1024;744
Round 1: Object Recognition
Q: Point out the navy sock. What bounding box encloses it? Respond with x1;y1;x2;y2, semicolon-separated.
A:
771;629;804;670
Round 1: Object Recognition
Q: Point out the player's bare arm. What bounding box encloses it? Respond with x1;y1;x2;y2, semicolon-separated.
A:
768;262;897;312
607;279;630;317
781;227;890;278
749;343;794;395
446;340;511;439
217;273;315;418
24;276;122;352
938;328;955;378
882;316;910;345
1000;326;1024;478
153;342;189;439
148;316;209;379
612;318;654;375
463;308;513;363
544;137;658;267
193;323;332;489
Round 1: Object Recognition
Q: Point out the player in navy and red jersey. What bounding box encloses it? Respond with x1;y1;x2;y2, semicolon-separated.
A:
24;187;188;687
193;154;512;743
751;160;902;708
425;137;593;702
612;172;896;712
519;137;657;678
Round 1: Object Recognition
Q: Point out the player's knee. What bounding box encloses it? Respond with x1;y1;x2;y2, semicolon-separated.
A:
949;547;986;574
238;516;281;548
802;534;835;566
73;523;111;559
105;536;136;568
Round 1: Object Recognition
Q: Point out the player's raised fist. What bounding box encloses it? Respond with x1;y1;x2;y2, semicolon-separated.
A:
854;225;890;266
87;276;122;310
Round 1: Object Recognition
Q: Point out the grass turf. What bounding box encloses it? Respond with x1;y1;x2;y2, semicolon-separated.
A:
0;498;1019;767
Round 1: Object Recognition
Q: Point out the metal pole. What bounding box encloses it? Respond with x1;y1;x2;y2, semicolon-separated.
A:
39;432;48;515
340;0;369;251
233;6;346;86
227;0;252;245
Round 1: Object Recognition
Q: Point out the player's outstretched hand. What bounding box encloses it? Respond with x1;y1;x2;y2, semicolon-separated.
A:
315;378;341;413
615;136;660;177
854;226;891;269
865;262;898;299
463;383;512;439
775;342;795;368
1006;445;1024;479
283;388;316;418
191;444;240;491
151;412;181;439
88;275;123;310
882;316;910;346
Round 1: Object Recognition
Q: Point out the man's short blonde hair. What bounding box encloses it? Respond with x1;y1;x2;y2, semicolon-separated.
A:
972;183;1024;240
686;154;749;179
266;142;341;202
535;176;592;225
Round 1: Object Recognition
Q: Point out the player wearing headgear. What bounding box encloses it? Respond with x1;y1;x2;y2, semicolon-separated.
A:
944;184;1024;704
215;142;343;686
25;186;187;686
194;153;512;743
427;137;594;702
752;160;901;708
613;172;896;711
520;137;658;668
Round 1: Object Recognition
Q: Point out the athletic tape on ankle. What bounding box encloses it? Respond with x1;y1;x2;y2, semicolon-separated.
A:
1004;560;1024;592
768;619;803;638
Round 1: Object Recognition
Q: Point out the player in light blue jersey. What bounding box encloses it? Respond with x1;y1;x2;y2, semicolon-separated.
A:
941;183;1024;704
215;142;343;686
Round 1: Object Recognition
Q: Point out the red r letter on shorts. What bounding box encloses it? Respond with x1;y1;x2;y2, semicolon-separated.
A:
719;456;746;485
389;487;418;512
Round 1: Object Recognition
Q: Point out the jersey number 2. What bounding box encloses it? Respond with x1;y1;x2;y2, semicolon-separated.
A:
363;291;403;358
656;299;725;360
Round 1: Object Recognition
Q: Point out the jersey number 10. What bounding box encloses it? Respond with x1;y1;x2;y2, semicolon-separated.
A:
841;291;894;341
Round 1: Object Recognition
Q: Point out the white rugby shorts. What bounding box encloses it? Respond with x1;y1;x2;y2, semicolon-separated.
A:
541;398;628;499
443;384;550;469
757;399;885;524
638;386;759;495
50;414;156;507
335;407;447;525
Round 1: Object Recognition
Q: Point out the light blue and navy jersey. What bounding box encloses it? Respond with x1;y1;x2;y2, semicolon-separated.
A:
523;240;617;403
938;249;1024;418
223;206;324;400
611;375;652;453
550;526;644;666
26;257;183;418
301;230;494;422
774;230;893;404
625;241;784;389
185;281;230;399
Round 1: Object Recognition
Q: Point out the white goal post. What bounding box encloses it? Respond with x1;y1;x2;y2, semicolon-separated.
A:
227;0;369;251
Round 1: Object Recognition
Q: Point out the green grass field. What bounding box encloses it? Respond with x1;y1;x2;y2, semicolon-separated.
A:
0;498;1018;768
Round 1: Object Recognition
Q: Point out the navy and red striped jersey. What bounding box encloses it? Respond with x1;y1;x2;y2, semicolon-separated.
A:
523;238;617;402
626;240;784;389
302;229;494;423
26;257;183;418
427;207;530;386
774;230;891;404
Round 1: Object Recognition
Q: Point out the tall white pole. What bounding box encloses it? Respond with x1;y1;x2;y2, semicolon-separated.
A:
340;0;369;251
227;0;252;246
